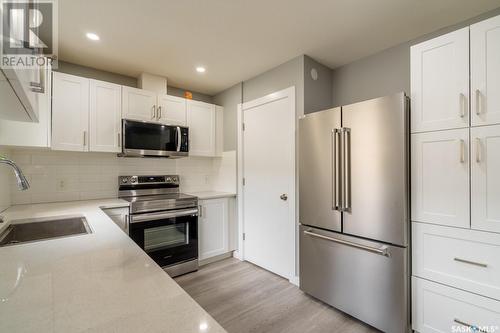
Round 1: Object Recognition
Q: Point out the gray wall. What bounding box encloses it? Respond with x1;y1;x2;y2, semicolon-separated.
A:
167;85;214;104
56;61;138;87
242;55;304;117
304;55;333;114
213;83;242;151
56;61;213;103
331;7;500;107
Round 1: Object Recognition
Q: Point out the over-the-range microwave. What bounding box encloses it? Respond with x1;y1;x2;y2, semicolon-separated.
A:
120;119;189;158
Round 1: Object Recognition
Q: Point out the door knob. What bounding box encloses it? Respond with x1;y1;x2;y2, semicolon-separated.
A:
280;194;288;201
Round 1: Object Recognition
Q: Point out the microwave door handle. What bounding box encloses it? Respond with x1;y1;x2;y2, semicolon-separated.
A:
176;126;181;152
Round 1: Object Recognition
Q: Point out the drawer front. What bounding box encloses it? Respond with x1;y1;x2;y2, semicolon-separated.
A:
412;277;500;333
300;226;409;333
413;222;500;300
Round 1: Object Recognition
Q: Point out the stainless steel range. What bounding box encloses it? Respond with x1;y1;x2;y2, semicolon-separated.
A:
119;175;199;277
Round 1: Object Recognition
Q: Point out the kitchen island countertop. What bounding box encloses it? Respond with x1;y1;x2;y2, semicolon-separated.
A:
0;199;225;333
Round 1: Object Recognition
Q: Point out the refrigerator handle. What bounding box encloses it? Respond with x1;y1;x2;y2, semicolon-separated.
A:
332;129;341;210
341;128;351;212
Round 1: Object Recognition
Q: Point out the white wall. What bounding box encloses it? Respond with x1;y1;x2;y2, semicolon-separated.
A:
0;148;12;212
7;149;236;205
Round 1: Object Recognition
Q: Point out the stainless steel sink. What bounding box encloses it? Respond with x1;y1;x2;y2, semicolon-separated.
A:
0;215;91;247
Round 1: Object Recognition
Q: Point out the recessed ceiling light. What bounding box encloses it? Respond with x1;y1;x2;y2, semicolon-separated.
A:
196;66;206;73
86;32;100;41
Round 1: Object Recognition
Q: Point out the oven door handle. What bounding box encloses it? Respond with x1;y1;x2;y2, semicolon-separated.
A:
130;208;198;223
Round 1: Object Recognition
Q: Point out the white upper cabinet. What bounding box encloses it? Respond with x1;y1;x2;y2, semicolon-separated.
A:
187;100;216;156
122;86;157;122
471;15;500;126
411;28;470;133
411;129;470;228
215;106;224;157
157;95;187;125
471;125;500;233
199;198;229;260
89;80;122;153
52;72;90;152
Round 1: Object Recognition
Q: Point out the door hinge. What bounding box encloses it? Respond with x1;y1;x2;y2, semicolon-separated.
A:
243;178;246;186
242;123;245;131
242;233;246;241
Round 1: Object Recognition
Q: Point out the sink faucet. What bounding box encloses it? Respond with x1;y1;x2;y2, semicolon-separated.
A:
0;155;30;190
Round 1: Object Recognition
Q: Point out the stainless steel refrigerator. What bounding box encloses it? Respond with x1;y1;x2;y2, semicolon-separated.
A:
299;92;410;333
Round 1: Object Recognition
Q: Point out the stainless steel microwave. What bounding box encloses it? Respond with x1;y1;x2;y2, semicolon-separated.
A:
121;119;189;158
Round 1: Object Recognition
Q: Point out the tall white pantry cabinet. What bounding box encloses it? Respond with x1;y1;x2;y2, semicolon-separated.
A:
410;14;500;333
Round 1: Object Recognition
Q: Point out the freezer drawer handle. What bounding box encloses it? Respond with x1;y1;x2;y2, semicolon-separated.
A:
304;229;390;257
454;257;488;268
454;319;487;333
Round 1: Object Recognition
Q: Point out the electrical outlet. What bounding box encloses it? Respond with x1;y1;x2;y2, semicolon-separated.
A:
56;178;66;191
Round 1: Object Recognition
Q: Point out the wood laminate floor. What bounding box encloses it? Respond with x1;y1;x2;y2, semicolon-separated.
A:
175;258;380;333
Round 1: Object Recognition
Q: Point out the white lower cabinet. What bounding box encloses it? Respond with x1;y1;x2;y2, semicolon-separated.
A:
413;222;500;301
471;125;500;233
411;129;470;228
412;277;500;333
198;198;229;260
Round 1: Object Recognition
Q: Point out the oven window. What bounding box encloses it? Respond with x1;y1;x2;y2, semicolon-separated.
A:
144;223;188;252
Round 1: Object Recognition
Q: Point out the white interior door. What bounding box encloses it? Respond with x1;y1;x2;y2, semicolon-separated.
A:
240;87;295;280
471;125;500;233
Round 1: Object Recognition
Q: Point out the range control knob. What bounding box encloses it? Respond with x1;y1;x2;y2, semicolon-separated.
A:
166;177;172;182
121;178;128;183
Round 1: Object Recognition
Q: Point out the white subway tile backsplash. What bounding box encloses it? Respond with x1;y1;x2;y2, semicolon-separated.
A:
7;149;237;205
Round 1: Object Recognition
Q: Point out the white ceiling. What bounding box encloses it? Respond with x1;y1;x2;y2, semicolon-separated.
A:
59;0;500;95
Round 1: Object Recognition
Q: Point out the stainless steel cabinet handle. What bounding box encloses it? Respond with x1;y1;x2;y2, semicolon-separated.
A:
342;128;351;212
332;129;341;211
198;205;203;218
151;105;156;120
176;126;182;152
454;257;488;268
130;208;198;223
30;60;45;93
475;138;481;163
459;139;465;163
475;89;482;115
304;229;390;257
454;319;487;333
157;106;162;120
83;131;87;146
459;93;466;118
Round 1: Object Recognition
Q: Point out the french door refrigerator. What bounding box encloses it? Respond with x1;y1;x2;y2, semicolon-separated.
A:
299;92;410;333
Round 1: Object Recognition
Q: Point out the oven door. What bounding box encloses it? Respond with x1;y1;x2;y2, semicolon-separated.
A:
129;208;198;267
122;119;189;157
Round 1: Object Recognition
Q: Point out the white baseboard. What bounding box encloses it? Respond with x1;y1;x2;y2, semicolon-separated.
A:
289;275;300;287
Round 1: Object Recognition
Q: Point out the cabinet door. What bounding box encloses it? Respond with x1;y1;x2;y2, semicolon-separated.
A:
215;105;224;157
157;95;187;125
471;15;500;126
187;100;216;156
89;80;122;152
199;198;229;260
410;28;469;133
471;125;500;233
122;86;157;122
411;129;470;228
51;72;89;151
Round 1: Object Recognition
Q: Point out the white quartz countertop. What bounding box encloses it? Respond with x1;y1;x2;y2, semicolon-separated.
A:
0;199;225;333
187;191;236;200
